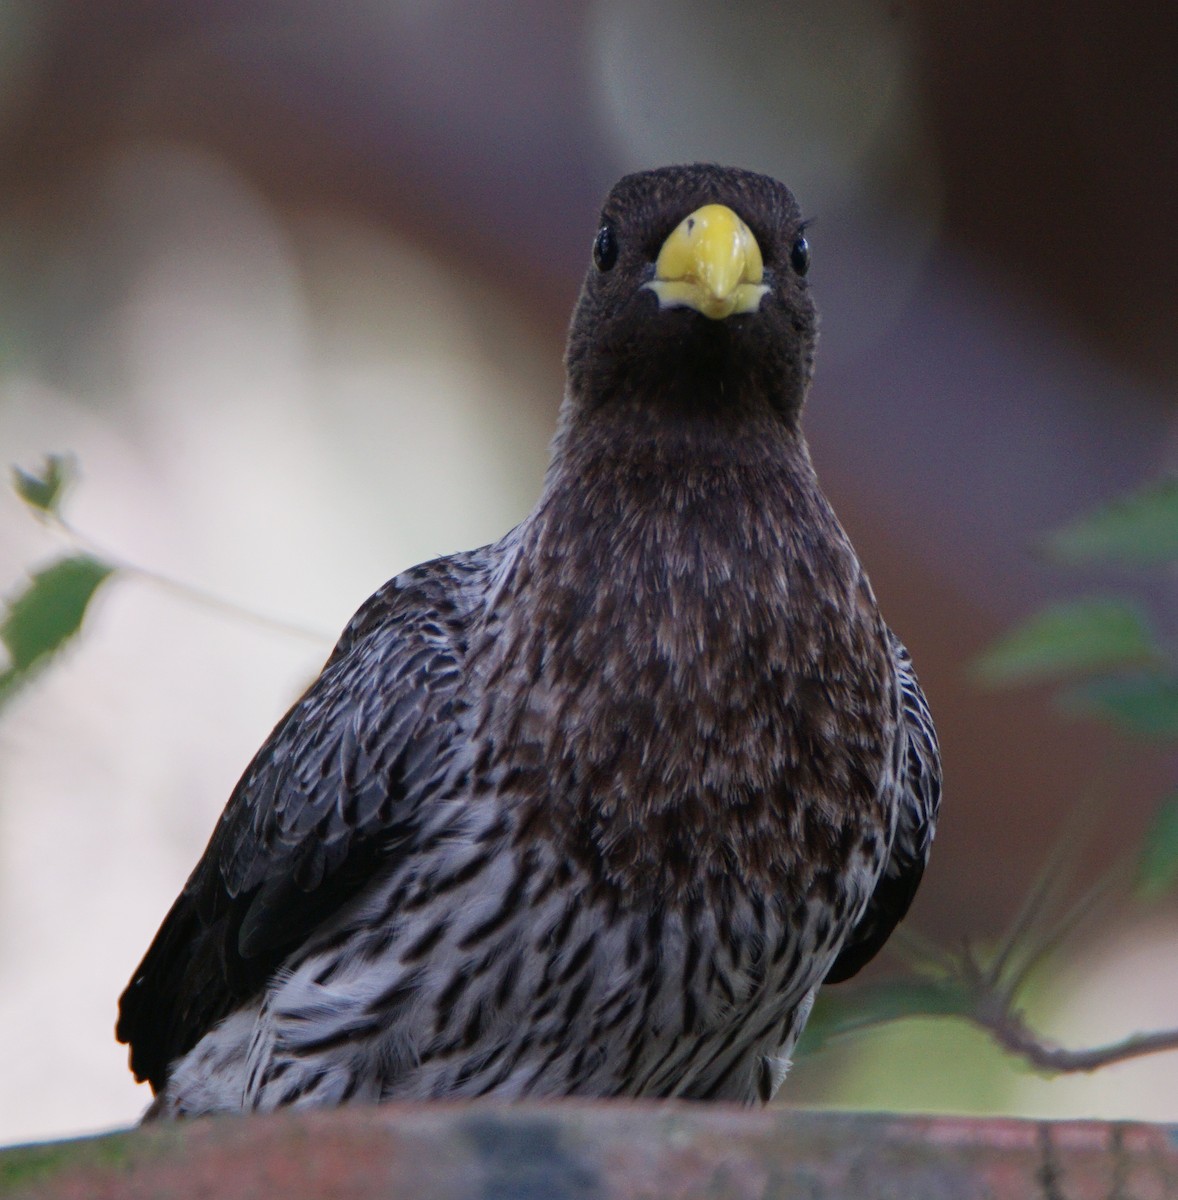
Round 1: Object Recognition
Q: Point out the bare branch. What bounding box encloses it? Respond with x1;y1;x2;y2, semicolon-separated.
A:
969;998;1178;1074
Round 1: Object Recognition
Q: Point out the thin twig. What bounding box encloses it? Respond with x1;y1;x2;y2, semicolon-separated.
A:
44;510;333;647
986;771;1114;988
998;858;1131;1002
115;560;333;646
969;1001;1178;1074
886;925;960;976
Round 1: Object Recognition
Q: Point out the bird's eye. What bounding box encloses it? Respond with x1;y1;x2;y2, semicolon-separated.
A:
789;234;810;276
593;224;618;271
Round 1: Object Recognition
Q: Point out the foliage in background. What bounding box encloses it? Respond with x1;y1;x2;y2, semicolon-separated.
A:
3;456;1177;1076
803;477;1178;1064
1;455;323;717
973;477;1178;902
1;456;116;711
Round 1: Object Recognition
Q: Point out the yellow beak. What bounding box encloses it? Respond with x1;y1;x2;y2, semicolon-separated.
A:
644;204;769;320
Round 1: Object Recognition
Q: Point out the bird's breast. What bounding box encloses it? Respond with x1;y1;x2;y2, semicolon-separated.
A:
471;483;896;907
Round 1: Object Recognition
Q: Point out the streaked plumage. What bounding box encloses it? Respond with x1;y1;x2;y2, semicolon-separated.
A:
117;164;941;1115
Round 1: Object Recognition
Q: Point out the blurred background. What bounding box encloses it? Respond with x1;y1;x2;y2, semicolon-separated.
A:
0;0;1175;1144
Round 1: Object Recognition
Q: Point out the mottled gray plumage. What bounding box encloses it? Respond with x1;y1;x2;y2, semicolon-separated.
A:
117;164;941;1115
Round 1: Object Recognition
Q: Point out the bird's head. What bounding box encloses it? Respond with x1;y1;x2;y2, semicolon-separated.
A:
565;164;817;428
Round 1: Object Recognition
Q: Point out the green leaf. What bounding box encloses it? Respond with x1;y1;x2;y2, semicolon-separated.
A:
798;978;973;1057
0;555;115;711
1049;477;1178;565
12;453;74;516
973;598;1158;686
1061;671;1178;739
1136;796;1178;900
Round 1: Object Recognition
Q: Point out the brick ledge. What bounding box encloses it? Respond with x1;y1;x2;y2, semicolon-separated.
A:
3;1102;1177;1199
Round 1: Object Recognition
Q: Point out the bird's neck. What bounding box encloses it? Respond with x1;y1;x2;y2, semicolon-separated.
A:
494;397;861;731
531;399;827;578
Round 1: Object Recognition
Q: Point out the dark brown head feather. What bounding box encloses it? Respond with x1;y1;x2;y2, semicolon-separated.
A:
565;164;817;427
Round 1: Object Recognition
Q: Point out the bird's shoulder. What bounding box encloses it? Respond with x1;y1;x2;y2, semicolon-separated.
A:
216;544;497;910
117;541;501;1087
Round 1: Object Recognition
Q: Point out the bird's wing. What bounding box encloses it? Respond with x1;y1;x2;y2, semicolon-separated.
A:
116;551;487;1090
823;632;941;984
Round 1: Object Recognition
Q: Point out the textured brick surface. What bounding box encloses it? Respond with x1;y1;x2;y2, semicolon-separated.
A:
2;1104;1177;1199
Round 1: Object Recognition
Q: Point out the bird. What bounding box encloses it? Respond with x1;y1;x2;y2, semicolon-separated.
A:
117;163;941;1117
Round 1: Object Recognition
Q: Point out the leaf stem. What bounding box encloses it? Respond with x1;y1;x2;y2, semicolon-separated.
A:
40;509;333;647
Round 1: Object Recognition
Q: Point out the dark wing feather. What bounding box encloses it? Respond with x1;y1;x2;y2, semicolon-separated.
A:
116;553;485;1090
824;632;941;984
